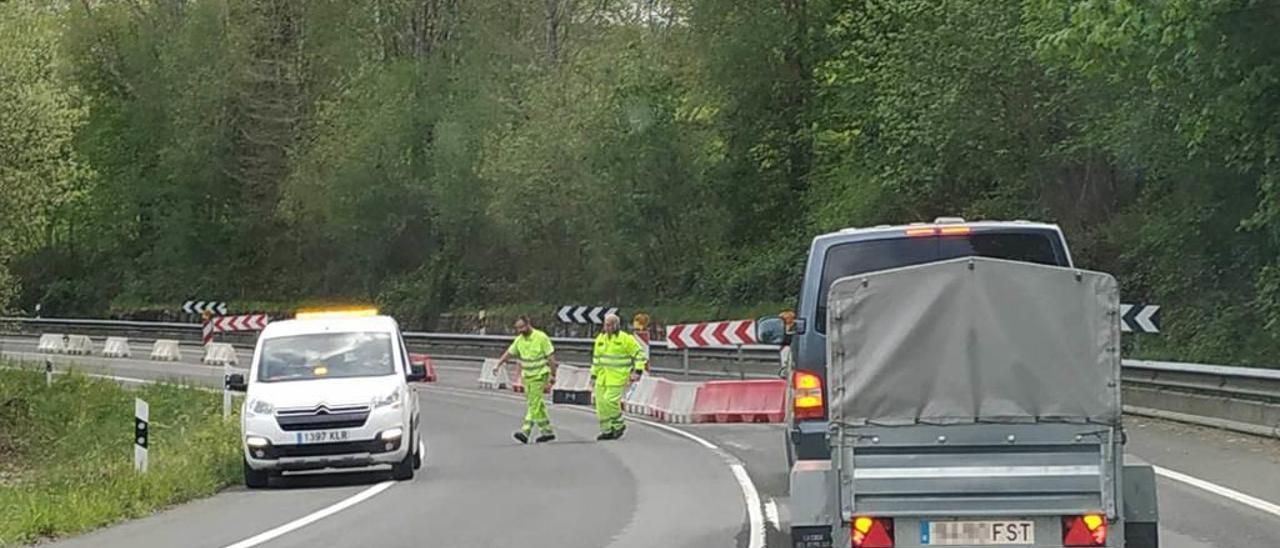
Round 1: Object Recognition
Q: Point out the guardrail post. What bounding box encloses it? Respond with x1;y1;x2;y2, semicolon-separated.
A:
736;345;745;380
682;348;690;378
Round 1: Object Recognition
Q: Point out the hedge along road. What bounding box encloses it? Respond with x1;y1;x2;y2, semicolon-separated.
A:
7;341;759;548
6;336;1280;547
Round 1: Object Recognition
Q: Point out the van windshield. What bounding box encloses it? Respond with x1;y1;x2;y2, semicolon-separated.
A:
815;231;1066;333
257;332;395;382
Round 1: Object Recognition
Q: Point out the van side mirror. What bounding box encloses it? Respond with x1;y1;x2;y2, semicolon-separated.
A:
755;316;786;345
225;373;247;392
406;362;427;382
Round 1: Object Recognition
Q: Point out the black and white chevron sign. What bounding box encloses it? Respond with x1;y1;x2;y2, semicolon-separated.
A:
183;300;227;315
1121;304;1160;334
556;306;618;324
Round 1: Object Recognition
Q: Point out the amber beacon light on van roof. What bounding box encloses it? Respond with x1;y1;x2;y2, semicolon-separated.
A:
294;307;380;320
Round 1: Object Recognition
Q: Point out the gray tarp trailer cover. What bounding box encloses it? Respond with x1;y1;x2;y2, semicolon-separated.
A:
786;258;1157;547
827;256;1121;426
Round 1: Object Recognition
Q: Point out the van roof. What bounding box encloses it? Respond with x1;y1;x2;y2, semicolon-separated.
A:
260;315;400;339
820;220;1062;242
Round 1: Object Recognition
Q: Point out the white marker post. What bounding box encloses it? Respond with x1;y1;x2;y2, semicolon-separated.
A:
45;358;53;387
134;398;149;473
223;362;232;419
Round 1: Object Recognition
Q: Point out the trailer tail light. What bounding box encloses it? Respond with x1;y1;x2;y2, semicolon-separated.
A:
793;370;825;420
852;516;894;547
1063;514;1107;546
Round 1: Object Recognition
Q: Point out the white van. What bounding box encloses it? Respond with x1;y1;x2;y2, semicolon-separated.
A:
228;311;425;488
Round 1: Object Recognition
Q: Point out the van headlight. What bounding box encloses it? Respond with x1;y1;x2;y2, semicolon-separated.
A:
373;389;402;410
247;399;275;416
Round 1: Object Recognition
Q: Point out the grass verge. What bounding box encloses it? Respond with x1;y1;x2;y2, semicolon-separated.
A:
0;367;240;546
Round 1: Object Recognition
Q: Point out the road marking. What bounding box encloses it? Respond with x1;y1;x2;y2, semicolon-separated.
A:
426;385;768;548
730;464;767;548
764;497;781;531
1154;465;1280;518
628;417;765;547
221;481;395;548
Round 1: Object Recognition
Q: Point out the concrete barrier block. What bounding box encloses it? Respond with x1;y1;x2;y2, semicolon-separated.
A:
150;339;182;362
102;337;131;358
37;334;66;354
64;335;94;356
202;343;238;366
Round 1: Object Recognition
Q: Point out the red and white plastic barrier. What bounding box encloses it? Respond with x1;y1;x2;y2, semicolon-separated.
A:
475;359;787;425
623;375;660;414
552;365;593;391
691;379;786;423
409;353;437;382
648;379;702;424
478;358;510;389
552;365;593;404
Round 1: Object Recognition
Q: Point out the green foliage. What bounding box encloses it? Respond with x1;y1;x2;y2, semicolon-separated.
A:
0;3;90;312
3;0;1280;364
0;369;239;544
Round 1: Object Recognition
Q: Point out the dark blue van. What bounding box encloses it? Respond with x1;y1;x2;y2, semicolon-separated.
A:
757;218;1074;462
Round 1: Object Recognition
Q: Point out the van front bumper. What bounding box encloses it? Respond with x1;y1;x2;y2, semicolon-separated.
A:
243;406;408;472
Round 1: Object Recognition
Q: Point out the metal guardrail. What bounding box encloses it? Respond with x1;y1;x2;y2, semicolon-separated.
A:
1120;359;1280;437
0;317;782;379
3;317;1279;436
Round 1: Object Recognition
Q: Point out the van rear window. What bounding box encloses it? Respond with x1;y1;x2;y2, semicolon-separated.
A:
815;232;1065;333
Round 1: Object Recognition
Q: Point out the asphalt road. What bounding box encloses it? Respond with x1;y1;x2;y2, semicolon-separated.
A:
6;336;1280;548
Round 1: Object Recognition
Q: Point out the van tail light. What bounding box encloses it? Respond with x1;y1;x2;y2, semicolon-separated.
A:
905;225;972;237
793;370;825;420
852;516;894;547
1063;514;1107;546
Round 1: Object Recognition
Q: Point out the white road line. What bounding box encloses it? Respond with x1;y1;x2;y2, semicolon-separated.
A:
1154;465;1280;518
221;481;396;548
426;385;769;548
764;498;781;531
628;417;765;547
730;464;767;548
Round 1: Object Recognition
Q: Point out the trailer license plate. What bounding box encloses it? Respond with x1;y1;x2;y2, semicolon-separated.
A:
299;430;349;444
923;521;1034;545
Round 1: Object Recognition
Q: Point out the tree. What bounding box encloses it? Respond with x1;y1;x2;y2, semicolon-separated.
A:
0;2;89;311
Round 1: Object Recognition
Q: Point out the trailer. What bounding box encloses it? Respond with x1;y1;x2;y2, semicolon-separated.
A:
788;257;1158;547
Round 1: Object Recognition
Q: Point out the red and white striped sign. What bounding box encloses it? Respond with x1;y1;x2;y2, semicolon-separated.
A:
203;314;270;344
665;320;756;349
211;314;269;333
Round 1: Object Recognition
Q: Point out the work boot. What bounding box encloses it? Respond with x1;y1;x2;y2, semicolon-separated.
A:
536;433;556;443
596;431;616;441
514;431;529;444
613;425;626;439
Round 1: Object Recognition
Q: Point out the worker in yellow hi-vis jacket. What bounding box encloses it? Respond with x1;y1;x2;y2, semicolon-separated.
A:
591;313;647;440
495;315;557;444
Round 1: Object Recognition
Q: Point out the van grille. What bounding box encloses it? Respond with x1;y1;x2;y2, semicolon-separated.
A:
275;404;370;431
